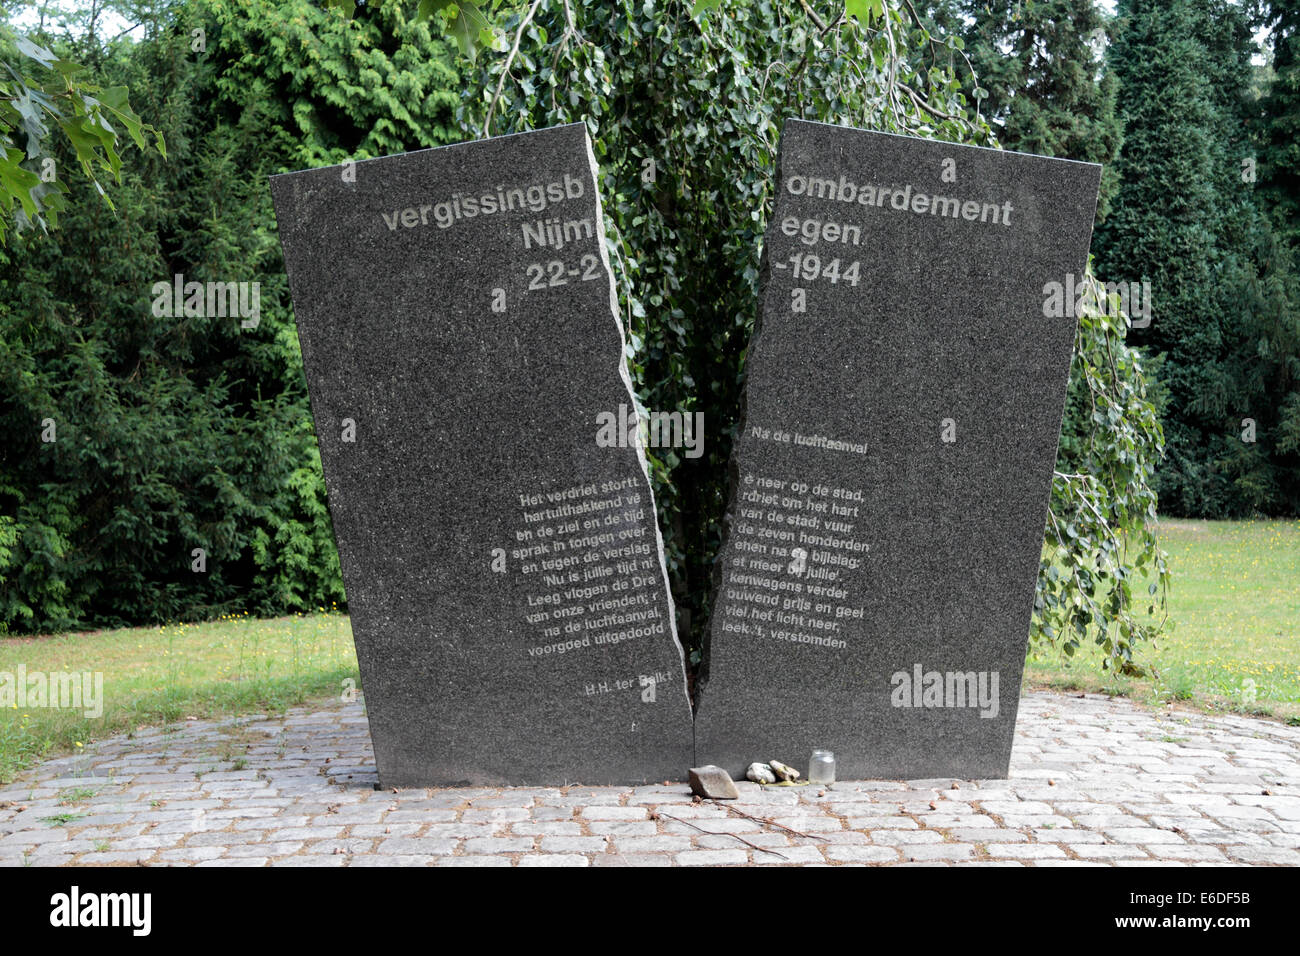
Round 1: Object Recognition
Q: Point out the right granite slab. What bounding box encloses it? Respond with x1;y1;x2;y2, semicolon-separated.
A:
694;119;1103;781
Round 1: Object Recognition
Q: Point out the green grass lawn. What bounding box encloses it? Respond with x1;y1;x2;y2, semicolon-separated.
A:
1;518;1297;783
1026;518;1300;722
0;611;358;782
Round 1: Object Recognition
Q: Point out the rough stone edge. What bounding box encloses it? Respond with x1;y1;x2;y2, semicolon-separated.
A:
581;125;693;720
691;119;795;724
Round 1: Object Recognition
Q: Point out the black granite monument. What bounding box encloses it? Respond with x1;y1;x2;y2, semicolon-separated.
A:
271;124;693;787
694;120;1103;780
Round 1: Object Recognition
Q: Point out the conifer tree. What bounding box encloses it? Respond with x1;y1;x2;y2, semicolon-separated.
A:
1257;0;1300;246
960;0;1123;219
1095;0;1230;514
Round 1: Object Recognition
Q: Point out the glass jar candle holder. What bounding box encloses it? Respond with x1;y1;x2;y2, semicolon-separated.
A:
808;749;836;785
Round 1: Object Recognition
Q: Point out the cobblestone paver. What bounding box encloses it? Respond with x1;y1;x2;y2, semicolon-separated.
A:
3;691;1298;866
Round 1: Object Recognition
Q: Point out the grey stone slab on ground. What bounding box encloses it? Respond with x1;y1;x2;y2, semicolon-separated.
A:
695;119;1102;781
688;765;739;800
270;124;692;787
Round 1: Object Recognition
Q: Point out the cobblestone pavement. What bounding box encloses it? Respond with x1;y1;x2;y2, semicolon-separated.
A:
2;691;1299;867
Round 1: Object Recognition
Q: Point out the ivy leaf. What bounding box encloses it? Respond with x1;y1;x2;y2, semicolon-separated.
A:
15;35;57;69
846;0;883;21
58;113;120;180
0;146;40;218
447;3;491;61
95;86;149;153
12;87;48;159
418;0;491;62
416;0;456;20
